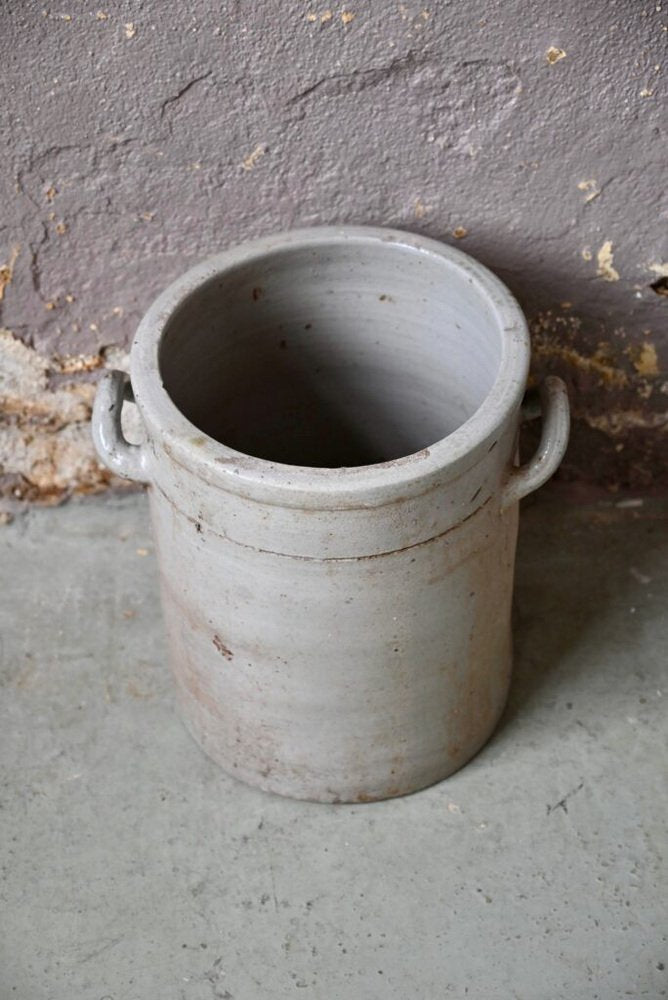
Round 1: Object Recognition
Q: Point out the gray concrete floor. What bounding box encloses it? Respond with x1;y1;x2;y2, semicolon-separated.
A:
1;492;666;1000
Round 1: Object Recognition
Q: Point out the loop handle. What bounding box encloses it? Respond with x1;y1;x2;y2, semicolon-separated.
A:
501;376;569;510
92;370;148;483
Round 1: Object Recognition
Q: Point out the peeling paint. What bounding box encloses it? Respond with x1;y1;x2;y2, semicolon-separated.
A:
530;313;663;391
577;179;599;203
527;308;666;490
241;144;266;171
632;342;660;376
0;247;20;302
414;198;427;218
596;241;620;282
0;330;137;505
585;410;667;435
532;334;628;388
546;46;567;64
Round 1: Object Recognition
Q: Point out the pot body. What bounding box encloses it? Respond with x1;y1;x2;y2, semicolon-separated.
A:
150;480;518;802
92;226;569;801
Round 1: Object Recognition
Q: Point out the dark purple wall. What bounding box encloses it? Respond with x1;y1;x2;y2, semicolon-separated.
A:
1;0;666;495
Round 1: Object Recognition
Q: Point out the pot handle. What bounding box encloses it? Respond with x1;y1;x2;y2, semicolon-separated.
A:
92;370;149;483
501;375;570;510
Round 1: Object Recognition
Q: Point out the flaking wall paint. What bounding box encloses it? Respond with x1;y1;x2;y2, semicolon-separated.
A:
0;0;666;501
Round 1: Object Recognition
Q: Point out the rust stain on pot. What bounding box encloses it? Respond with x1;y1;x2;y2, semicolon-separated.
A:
213;634;234;660
176;665;225;720
355;786;402;802
252;286;263;301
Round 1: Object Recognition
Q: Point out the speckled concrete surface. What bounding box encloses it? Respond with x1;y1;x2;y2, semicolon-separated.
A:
0;492;666;999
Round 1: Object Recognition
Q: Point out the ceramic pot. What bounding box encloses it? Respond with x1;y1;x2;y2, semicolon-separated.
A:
92;226;569;802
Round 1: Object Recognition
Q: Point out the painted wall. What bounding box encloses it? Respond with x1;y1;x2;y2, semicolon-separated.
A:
1;0;666;502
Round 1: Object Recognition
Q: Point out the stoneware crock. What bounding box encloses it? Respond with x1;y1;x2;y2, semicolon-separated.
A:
92;225;570;802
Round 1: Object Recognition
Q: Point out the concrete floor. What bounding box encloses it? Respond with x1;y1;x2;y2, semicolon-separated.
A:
0;492;666;1000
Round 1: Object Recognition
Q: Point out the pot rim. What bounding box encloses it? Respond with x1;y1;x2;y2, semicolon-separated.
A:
130;225;530;507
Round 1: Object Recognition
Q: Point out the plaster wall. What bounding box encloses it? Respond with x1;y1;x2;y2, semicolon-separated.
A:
1;0;666;500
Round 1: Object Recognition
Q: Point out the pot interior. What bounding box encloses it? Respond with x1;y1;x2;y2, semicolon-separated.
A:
158;240;505;468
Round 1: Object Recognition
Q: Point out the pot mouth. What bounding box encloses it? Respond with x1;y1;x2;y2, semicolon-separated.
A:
130;226;529;506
